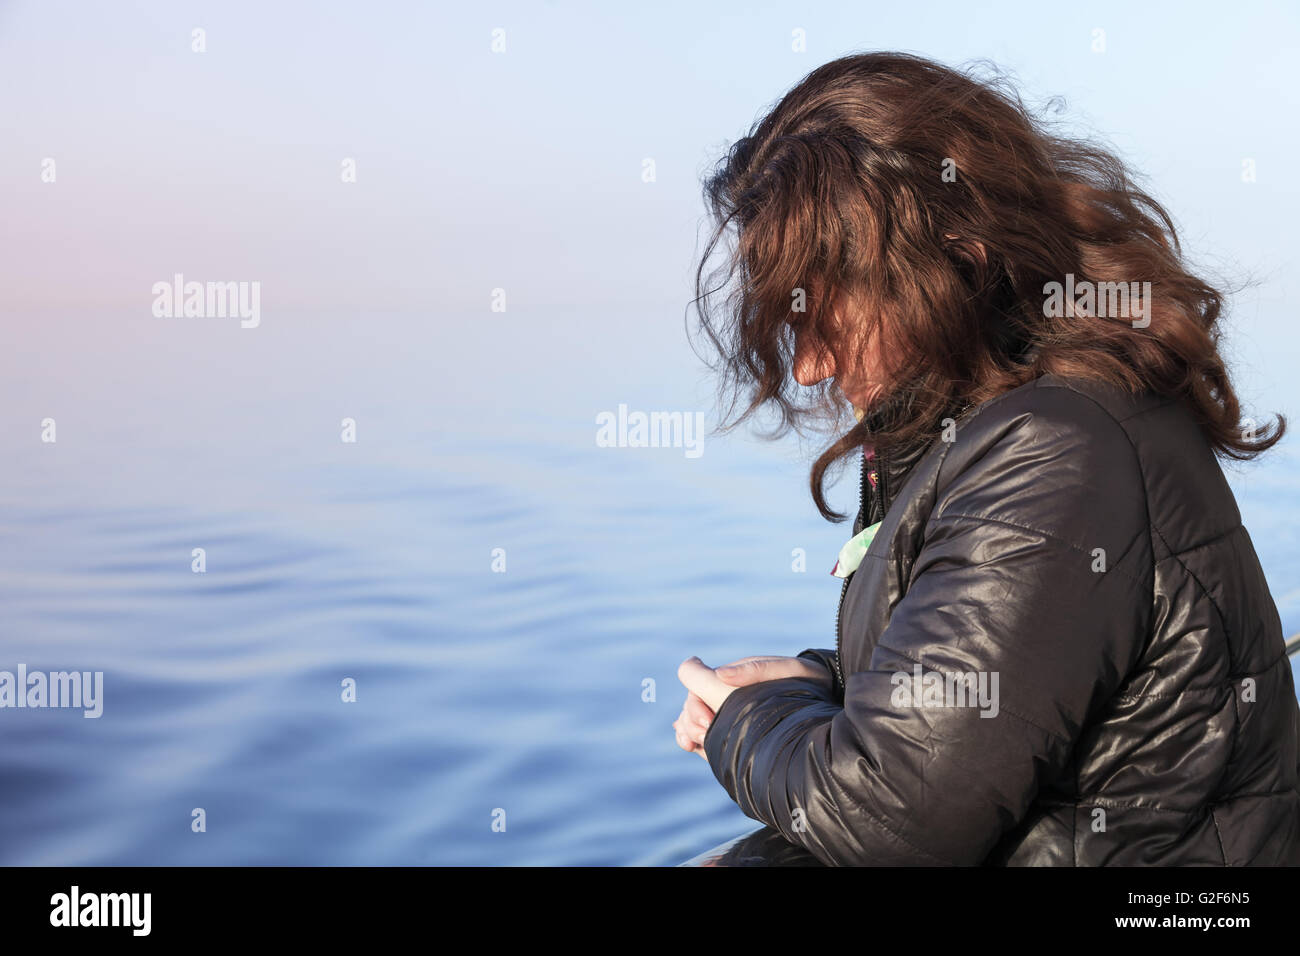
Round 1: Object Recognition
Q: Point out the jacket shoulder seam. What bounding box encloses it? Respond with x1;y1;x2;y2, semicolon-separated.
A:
1148;521;1238;673
1156;522;1245;559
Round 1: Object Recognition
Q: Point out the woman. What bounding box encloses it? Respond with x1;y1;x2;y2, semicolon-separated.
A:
674;52;1300;866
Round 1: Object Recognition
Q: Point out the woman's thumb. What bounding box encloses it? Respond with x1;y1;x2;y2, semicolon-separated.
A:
715;657;802;686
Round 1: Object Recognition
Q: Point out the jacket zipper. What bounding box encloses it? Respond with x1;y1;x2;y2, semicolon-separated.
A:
832;444;878;695
829;402;972;695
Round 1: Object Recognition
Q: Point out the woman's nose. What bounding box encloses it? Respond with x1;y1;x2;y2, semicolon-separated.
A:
793;330;836;386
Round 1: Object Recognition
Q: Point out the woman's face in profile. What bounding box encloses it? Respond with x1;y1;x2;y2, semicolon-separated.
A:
791;304;886;413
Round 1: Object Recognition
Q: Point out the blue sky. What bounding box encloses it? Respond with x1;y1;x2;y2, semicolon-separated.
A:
1;1;1296;415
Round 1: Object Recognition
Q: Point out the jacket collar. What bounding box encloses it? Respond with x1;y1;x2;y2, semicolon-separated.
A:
863;352;1042;515
863;397;975;518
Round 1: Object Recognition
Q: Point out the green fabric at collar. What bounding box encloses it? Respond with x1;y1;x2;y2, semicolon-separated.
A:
831;520;882;578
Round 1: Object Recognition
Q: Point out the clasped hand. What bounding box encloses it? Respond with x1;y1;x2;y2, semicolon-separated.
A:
673;655;832;760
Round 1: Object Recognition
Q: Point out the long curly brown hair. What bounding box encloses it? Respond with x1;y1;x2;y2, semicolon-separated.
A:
691;51;1285;520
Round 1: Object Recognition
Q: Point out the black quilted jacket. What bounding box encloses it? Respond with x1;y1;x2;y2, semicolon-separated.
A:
703;373;1300;865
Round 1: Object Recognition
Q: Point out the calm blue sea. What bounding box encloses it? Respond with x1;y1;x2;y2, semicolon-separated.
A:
2;309;1297;865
